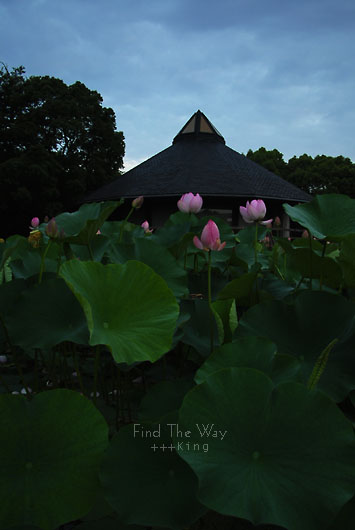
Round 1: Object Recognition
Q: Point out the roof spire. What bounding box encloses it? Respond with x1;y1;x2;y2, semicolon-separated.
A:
173;110;225;144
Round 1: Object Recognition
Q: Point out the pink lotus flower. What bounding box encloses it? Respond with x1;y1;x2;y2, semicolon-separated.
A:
132;196;144;209
30;217;40;229
240;199;272;225
141;220;153;233
177;193;203;213
193;220;226;251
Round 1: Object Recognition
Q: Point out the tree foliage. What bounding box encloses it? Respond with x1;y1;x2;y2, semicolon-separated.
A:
247;147;355;198
0;65;125;238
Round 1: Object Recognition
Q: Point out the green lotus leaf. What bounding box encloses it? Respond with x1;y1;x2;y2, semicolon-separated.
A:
152;222;191;248
100;421;206;529
195;336;301;386
217;270;259;306
0;236;29;272
0;390;108;530
235;243;268;269
259;272;295;300
50;201;122;244
195;336;276;384
59;260;179;364
237;224;268;244
237;290;355;400
276;242;342;289
176;367;355;530
283;194;355;240
5;278;89;349
108;237;188;298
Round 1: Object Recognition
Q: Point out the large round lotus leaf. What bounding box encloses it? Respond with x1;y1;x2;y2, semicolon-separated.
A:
283;194;355;240
195;336;300;385
59;260;179;364
0;390;108;530
5;278;89;349
238;290;355;401
176;367;355;530
108;237;188;298
100;421;206;529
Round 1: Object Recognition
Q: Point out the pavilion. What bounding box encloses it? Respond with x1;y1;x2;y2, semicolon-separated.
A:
82;110;311;233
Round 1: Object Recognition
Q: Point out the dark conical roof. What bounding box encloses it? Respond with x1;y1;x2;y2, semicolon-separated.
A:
83;110;311;203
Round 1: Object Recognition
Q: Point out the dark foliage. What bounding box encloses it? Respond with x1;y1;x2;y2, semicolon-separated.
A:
247;147;355;198
0;65;125;238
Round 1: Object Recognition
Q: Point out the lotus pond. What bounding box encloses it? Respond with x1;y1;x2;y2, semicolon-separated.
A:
0;193;355;530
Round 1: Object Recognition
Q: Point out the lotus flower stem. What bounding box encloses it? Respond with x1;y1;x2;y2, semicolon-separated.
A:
119;206;134;243
38;239;52;284
207;250;214;354
254;223;258;264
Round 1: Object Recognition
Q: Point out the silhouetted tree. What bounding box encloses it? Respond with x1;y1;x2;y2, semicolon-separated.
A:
247;147;355;197
0;65;125;237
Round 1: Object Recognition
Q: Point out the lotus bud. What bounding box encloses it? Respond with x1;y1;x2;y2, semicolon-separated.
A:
274;216;281;227
302;230;309;238
44;215;49;223
193;220;226;252
45;218;65;239
240;199;272;225
141;220;153;233
45;218;59;238
30;217;40;229
177;193;203;213
132;196;144;209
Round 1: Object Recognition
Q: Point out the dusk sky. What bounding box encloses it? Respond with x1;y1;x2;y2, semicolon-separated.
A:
1;0;355;171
